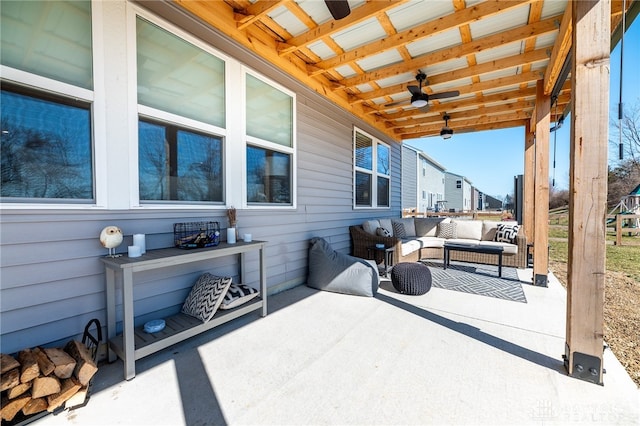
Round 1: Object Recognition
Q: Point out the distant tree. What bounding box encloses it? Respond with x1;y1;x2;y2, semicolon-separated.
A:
609;98;640;171
608;99;640;208
549;181;569;209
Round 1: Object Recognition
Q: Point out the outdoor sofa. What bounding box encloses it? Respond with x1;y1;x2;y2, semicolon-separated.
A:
350;217;528;269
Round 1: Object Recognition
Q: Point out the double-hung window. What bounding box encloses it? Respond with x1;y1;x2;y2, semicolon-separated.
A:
1;1;94;202
354;129;389;208
136;16;225;204
245;73;294;206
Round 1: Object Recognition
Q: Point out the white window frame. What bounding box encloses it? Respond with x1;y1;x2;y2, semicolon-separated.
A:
353;127;390;209
130;7;231;210
0;2;105;210
242;68;297;210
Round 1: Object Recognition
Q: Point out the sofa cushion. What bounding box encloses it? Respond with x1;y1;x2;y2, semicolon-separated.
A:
414;218;446;237
478;240;518;255
437;222;457;239
392;218;416;237
481;221;516;241
363;219;381;235
377;227;392;237
417;236;446;248
451;219;483;240
379;219;394;236
495;223;520;244
400;239;423;257
392;222;407;238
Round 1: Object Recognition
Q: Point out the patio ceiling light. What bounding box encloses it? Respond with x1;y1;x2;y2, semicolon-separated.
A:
440;113;453;139
411;95;428;108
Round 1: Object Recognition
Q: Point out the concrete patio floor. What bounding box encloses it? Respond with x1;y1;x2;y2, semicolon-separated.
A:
38;268;639;425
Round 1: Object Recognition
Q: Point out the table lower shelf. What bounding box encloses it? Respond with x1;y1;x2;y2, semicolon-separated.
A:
108;298;264;361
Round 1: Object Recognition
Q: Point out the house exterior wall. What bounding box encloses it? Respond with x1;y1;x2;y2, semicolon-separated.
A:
444;172;463;212
401;146;418;211
0;1;401;355
401;145;446;213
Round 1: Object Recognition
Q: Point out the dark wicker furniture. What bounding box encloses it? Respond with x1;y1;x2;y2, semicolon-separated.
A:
390;262;432;295
349;224;527;269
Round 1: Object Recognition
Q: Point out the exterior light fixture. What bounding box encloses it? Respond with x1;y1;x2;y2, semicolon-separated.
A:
411;95;428;108
440;113;453;139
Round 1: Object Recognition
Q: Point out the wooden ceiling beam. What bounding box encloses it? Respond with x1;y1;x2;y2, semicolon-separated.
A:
313;0;533;73
398;110;532;136
387;100;537;129
236;1;286;30
399;119;529;139
377;87;538;119
277;0;404;55
543;3;572;95
336;14;561;89
352;48;550;104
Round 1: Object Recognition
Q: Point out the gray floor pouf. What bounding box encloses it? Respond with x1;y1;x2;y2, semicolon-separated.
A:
390;262;432;295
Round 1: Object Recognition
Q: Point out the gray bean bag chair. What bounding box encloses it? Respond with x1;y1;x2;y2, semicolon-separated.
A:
307;237;380;297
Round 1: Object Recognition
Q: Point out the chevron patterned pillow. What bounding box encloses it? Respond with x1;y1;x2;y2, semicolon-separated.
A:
494;223;520;244
220;283;259;310
182;273;232;322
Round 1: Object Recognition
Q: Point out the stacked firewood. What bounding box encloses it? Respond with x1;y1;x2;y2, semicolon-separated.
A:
0;341;98;423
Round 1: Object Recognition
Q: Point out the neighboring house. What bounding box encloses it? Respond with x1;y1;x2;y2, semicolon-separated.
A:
485;194;503;210
401;145;446;213
0;1;401;354
444;172;473;212
477;191;486;211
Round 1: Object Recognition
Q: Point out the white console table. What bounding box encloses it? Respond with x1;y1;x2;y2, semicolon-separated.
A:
101;241;267;380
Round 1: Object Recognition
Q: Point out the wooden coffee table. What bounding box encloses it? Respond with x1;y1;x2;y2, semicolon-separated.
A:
443;242;504;277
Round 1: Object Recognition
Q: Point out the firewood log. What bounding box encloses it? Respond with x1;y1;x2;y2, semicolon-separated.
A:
22;397;48;416
0;393;30;421
42;347;76;379
46;377;81;412
64;340;98;386
17;349;40;383
64;386;89;409
33;347;56;376
1;353;20;374
31;375;61;398
6;381;31;399
1;368;20;392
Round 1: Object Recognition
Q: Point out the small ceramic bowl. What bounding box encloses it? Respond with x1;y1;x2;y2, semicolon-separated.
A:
144;319;165;333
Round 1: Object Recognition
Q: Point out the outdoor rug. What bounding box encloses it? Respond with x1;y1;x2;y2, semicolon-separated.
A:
421;260;527;303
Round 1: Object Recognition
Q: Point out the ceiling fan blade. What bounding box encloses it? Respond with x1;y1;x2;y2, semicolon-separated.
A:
324;0;351;20
429;90;460;100
418;104;430;112
384;99;408;107
407;85;422;96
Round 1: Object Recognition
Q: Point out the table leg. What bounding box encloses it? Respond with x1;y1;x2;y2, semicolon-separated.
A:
105;267;117;363
444;247;449;269
122;269;136;380
498;252;503;277
260;246;267;317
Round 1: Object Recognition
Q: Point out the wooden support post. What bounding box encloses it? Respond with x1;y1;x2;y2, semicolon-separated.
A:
533;80;550;286
524;122;535;246
565;0;609;385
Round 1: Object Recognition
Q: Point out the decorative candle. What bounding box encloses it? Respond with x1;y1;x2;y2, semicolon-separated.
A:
128;245;142;258
133;234;146;254
227;228;236;244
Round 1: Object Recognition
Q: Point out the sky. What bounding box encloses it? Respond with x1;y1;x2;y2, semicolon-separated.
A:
405;19;640;199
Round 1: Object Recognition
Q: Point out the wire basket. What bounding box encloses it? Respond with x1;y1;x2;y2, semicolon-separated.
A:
174;221;220;249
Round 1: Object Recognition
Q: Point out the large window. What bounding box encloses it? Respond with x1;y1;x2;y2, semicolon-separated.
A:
1;0;94;202
1;86;93;200
136;16;226;204
354;129;389;208
245;74;294;206
138;120;223;202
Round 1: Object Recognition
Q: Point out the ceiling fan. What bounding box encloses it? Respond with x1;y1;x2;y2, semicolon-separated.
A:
440;113;453;139
324;0;351;20
385;71;460;110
